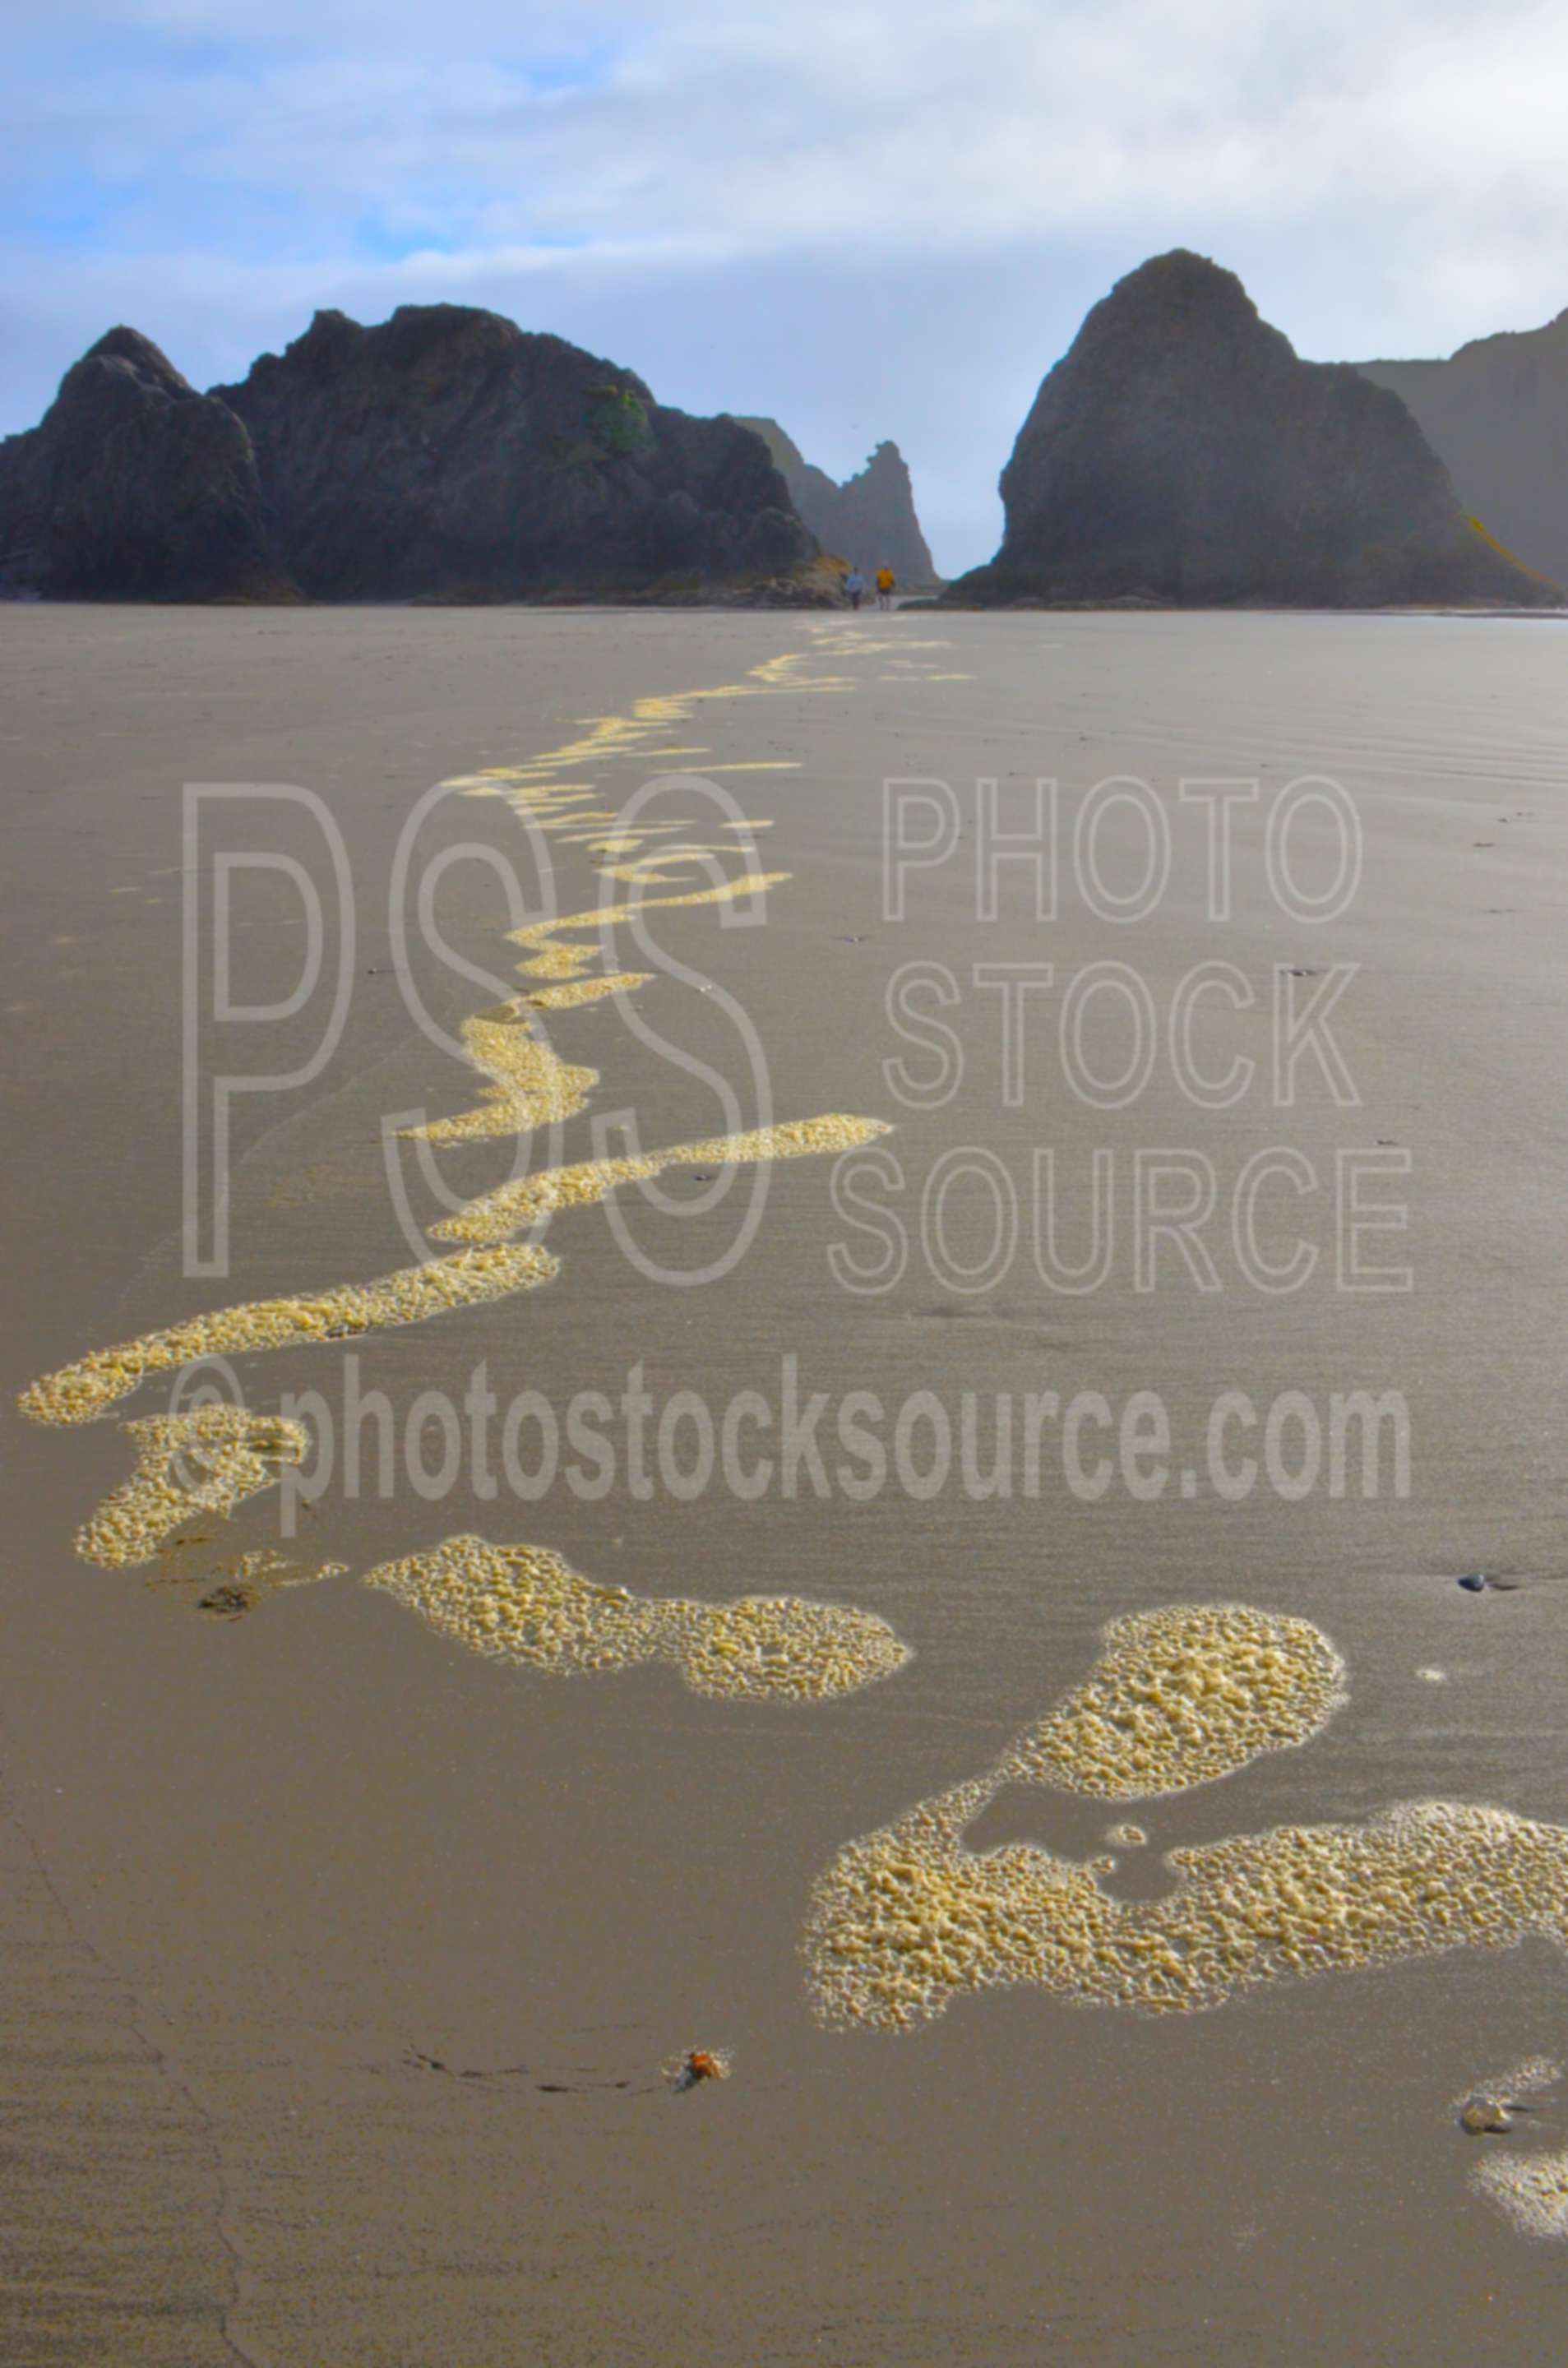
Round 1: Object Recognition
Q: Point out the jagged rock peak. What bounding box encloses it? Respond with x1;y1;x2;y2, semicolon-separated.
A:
0;324;287;601
729;414;938;585
80;326;192;391
946;248;1558;609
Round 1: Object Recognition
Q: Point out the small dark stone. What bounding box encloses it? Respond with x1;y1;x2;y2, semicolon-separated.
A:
1459;2097;1511;2134
1457;1573;1488;1593
196;1581;257;1620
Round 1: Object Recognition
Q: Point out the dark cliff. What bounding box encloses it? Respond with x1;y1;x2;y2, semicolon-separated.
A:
1358;312;1568;592
215;305;815;600
946;252;1558;609
0;328;285;600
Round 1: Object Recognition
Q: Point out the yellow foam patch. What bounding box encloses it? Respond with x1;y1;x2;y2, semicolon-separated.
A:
431;1114;892;1246
594;844;737;886
1004;1605;1347;1799
76;1408;308;1567
363;1534;910;1701
400;1001;597;1146
440;649;851;830
508;872;792;983
27;631;901;1570
524;974;651;1011
807;1788;1568;2032
799;1603;1568;2031
18;1243;557;1428
559;827;689;851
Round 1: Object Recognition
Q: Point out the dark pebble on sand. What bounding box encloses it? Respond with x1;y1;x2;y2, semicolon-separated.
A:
197;1581;257;1620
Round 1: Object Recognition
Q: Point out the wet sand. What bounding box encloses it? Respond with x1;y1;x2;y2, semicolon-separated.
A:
5;602;1568;2363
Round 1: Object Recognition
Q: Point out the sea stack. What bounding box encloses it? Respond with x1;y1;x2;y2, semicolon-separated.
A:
1359;311;1568;592
214;305;816;601
0;328;285;601
731;419;939;586
945;251;1559;608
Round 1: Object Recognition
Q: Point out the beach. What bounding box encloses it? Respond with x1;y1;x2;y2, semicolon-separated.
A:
4;599;1568;2364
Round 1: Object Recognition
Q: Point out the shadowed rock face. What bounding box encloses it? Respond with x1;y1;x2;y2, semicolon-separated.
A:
730;418;939;585
1358;313;1568;592
0;328;285;600
215;305;815;599
946;252;1560;609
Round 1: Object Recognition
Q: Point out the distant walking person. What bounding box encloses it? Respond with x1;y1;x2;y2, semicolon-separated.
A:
844;567;866;611
876;566;895;609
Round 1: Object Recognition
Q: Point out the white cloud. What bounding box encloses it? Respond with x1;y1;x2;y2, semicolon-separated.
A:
7;0;1568;570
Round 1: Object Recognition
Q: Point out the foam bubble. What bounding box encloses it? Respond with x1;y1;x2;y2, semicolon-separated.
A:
363;1534;910;1702
18;1243;557;1427
803;1603;1568;2032
508;873;793;983
525;974;650;1011
75;1408;308;1566
400;1002;596;1145
808;1791;1568;2032
1005;1604;1347;1799
432;1114;891;1246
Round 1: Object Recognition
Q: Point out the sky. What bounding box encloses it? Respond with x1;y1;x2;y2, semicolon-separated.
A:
7;0;1568;574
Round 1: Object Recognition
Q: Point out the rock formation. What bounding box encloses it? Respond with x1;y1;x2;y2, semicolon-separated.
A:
731;418;939;585
214;305;814;600
0;328;284;600
1358;313;1568;592
1;307;826;604
945;251;1558;609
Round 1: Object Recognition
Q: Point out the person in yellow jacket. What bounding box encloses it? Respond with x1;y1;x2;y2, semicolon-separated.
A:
875;565;895;610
